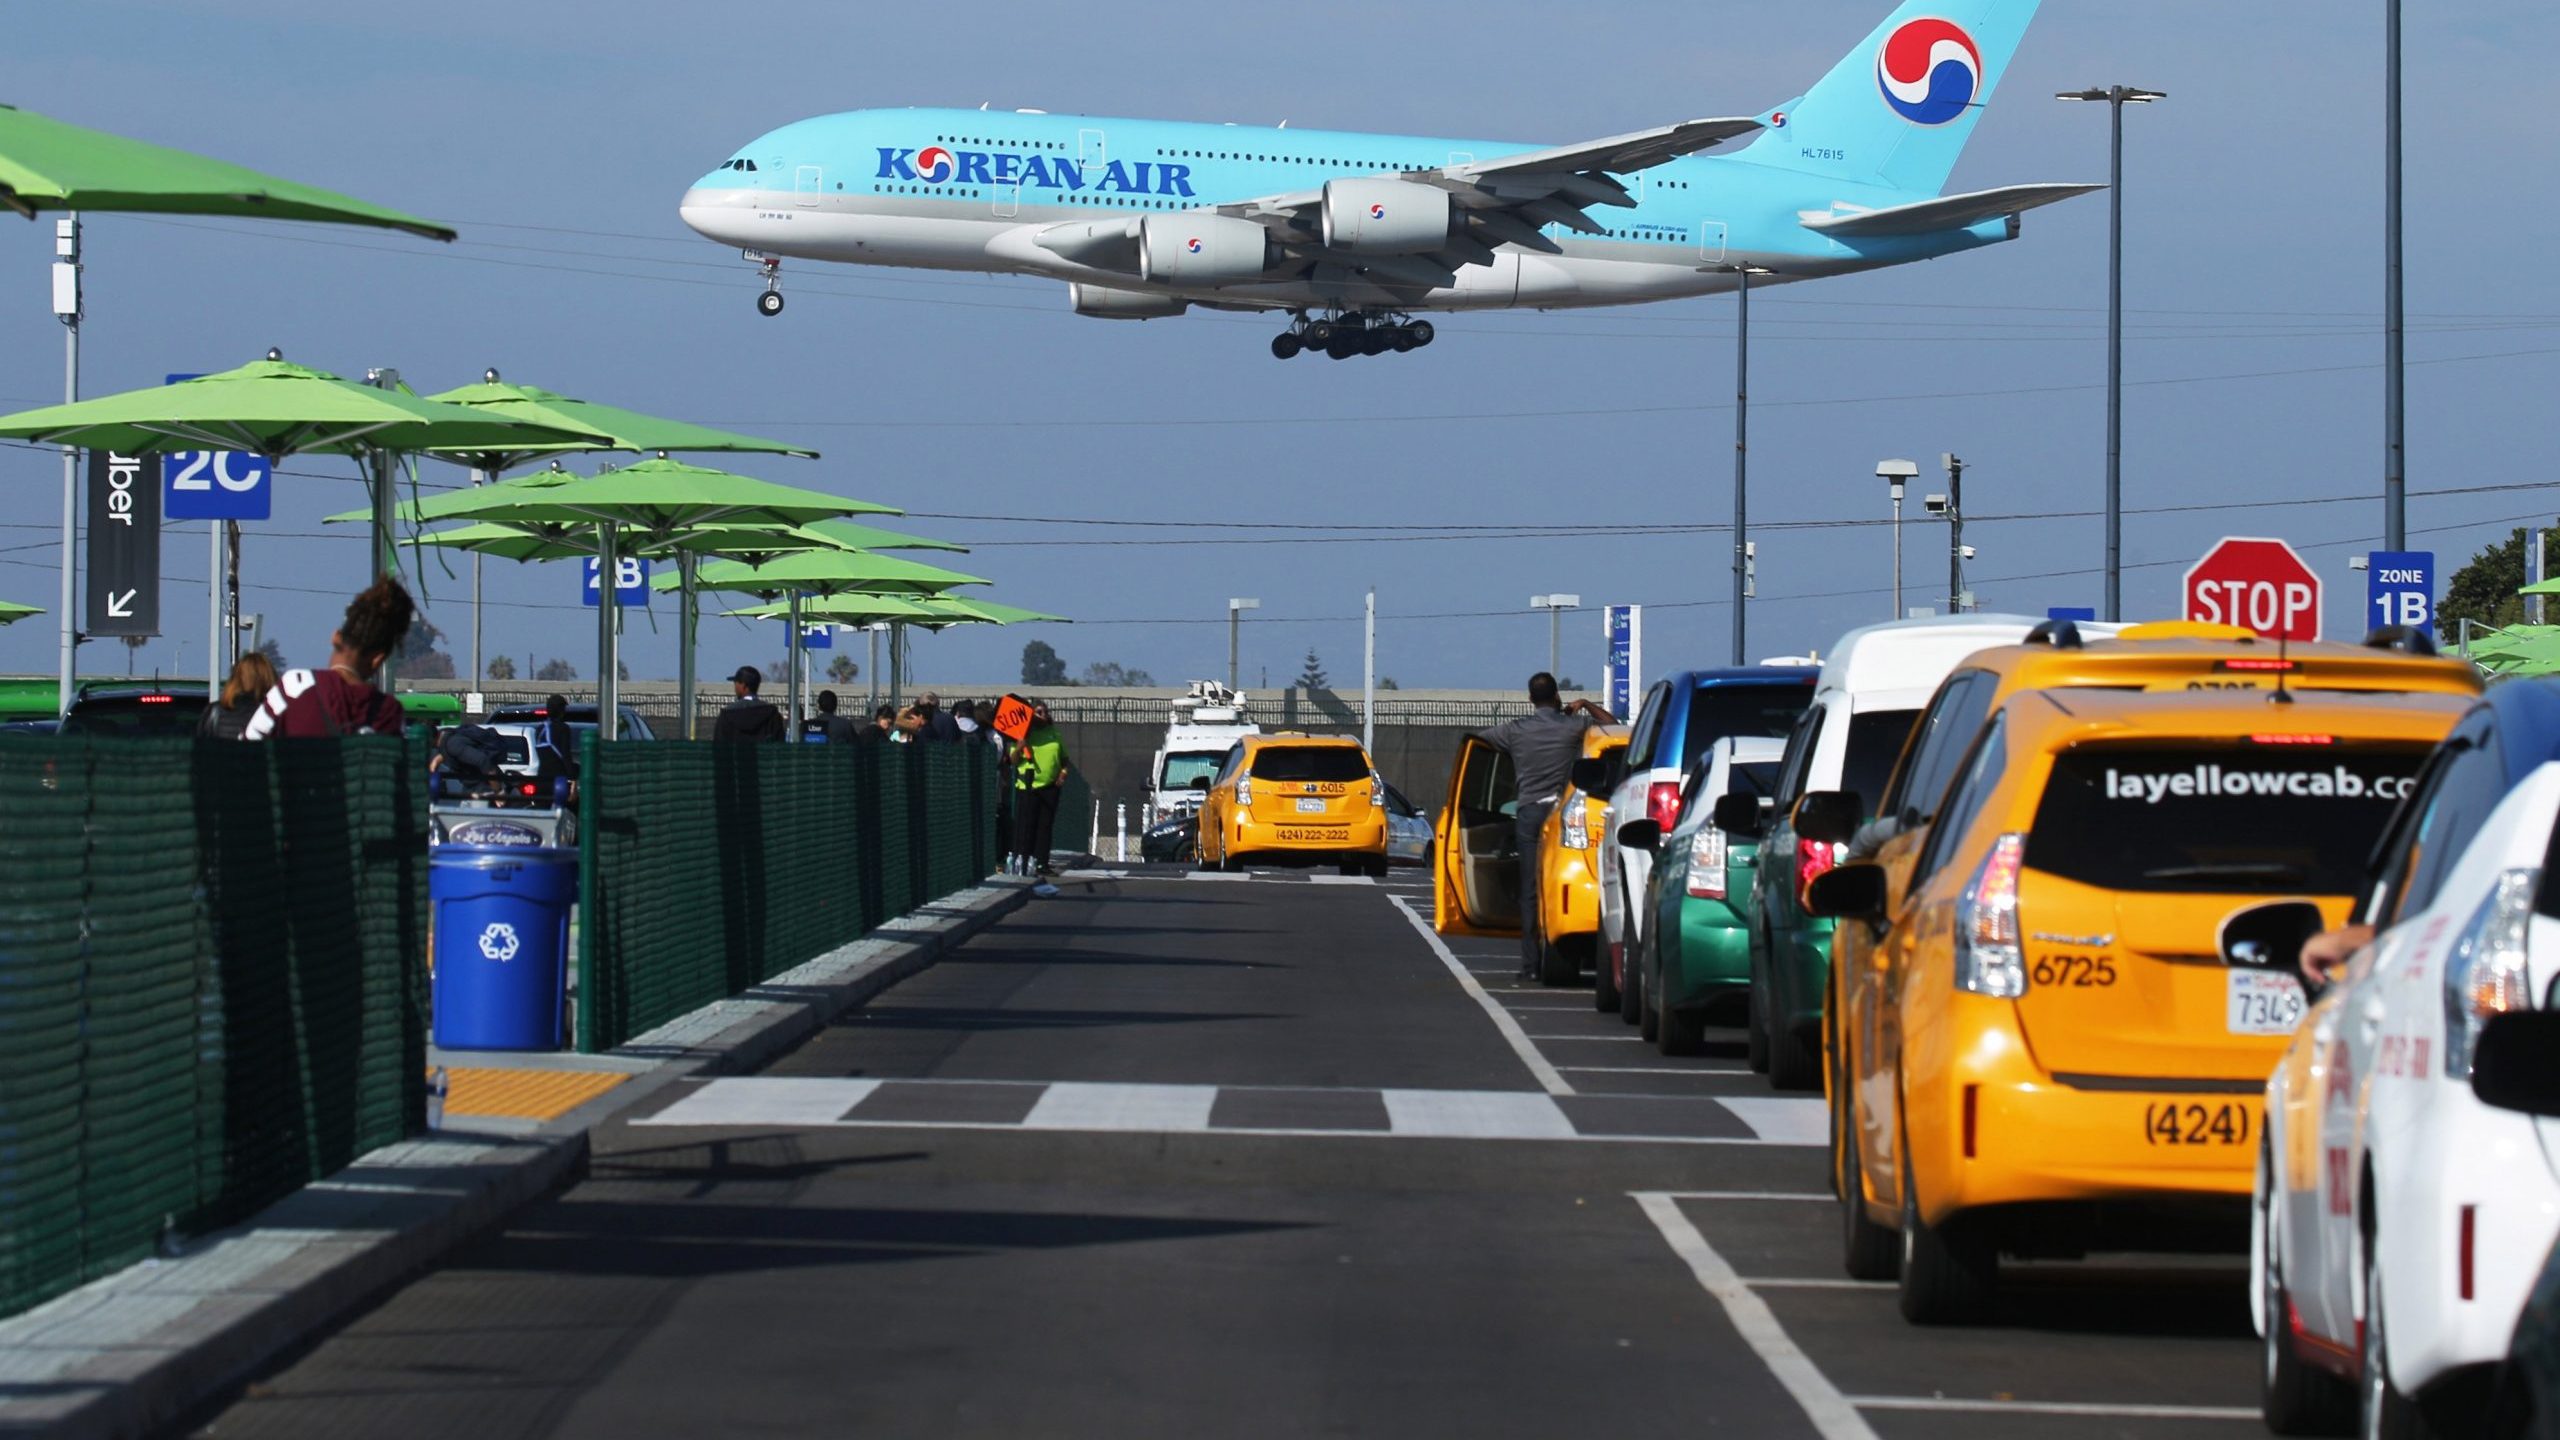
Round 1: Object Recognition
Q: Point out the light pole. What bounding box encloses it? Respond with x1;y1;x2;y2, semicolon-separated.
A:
1943;452;1969;616
2059;85;2164;623
1726;264;1772;665
1531;595;1581;679
1877;459;1918;620
1227;597;1260;690
2383;0;2406;549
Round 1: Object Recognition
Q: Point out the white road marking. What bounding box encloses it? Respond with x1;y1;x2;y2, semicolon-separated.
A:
1844;1397;2260;1421
1717;1097;1830;1146
1633;1192;1881;1440
1521;1033;1644;1042
1306;875;1376;886
1388;896;1574;1096
1561;1065;1750;1076
1021;1082;1217;1132
1381;1089;1577;1140
646;1077;880;1127
1183;872;1252;882
1747;1278;1896;1291
1654;1191;1831;1202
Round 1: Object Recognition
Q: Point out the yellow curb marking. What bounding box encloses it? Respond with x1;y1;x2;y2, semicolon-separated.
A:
442;1067;628;1121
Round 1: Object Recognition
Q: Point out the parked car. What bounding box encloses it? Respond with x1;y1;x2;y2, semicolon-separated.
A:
1382;782;1432;867
1595;667;1815;1014
1619;736;1784;1054
59;682;210;737
1197;733;1390;876
2255;679;2560;1437
1530;725;1631;984
1749;617;2051;1088
1812;686;2465;1325
2471;1008;2560;1440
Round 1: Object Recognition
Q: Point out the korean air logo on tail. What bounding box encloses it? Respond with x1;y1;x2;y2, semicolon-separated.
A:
1875;17;1982;126
915;146;956;182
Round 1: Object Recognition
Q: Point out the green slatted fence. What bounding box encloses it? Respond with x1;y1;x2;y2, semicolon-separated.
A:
0;737;427;1321
577;740;1002;1053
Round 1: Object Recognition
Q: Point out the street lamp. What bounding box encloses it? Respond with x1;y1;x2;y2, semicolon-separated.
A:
1227;598;1260;690
1876;459;1918;620
1530;594;1581;679
2058;84;2165;623
2384;0;2406;550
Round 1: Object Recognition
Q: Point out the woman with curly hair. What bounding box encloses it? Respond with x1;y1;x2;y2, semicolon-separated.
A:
244;575;416;739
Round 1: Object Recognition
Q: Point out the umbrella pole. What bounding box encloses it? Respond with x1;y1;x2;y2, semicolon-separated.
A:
786;589;803;742
868;625;880;711
679;550;699;740
55;214;78;717
367;444;397;691
469;466;484;687
596;520;619;741
890;622;904;707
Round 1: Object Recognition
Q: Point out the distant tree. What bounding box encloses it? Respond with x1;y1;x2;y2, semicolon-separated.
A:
1079;660;1158;687
122;633;146;676
483;653;516;681
1555;675;1580;692
394;615;456;680
827;654;858;684
1021;640;1067;686
533;657;578;682
255;638;287;671
618;660;632;683
1296;648;1328;689
2442;522;2560;637
1376;676;1401;690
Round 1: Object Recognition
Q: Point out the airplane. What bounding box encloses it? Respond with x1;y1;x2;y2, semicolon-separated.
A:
678;0;2096;361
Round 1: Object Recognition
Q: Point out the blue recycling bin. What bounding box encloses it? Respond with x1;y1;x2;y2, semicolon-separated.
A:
431;845;576;1051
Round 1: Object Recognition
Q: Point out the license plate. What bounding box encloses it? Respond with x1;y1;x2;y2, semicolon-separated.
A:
1295;798;1326;814
2227;969;2305;1036
1277;826;1346;842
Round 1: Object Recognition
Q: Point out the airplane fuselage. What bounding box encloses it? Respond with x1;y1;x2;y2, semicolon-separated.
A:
679;107;2014;316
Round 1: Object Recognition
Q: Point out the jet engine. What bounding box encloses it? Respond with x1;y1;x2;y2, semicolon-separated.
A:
1138;213;1274;285
1320;179;1453;255
1069;283;1190;320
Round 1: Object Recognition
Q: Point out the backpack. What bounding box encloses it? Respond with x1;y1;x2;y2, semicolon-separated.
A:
439;723;510;782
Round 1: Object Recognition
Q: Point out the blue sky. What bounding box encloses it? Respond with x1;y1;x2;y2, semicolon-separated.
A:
3;0;2554;691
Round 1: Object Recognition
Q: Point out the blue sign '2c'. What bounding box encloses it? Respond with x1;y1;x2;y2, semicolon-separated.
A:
2367;551;2435;639
582;556;651;607
162;373;272;521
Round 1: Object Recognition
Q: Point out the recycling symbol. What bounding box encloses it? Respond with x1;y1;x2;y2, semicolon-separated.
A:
477;922;521;962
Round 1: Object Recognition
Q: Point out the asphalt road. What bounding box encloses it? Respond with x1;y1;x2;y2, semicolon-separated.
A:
183;864;2266;1440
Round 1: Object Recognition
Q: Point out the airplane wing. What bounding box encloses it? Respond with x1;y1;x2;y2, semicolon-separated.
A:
1800;183;2103;238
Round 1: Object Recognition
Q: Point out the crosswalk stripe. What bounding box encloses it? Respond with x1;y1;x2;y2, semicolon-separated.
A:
1021;1082;1217;1132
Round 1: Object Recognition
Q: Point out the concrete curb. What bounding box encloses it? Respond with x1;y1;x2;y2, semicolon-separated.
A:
0;879;1031;1440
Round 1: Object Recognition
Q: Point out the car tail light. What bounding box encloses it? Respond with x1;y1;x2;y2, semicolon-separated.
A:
1370;772;1385;808
1795;838;1842;897
2460;1205;2477;1301
1687;824;1728;899
1562;800;1591;850
1954;833;2027;999
1647;781;1682;834
2444;868;2540;1077
1236;773;1252;806
139;694;172;704
520;783;538;797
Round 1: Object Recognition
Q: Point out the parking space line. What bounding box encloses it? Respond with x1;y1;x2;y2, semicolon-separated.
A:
1844;1397;2259;1421
1746;1278;1895;1291
1655;1191;1831;1202
1632;1192;1879;1440
1389;897;1573;1096
1718;1096;1831;1146
1562;1065;1750;1075
1520;1033;1643;1042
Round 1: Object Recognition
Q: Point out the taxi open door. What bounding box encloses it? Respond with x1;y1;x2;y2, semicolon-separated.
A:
1435;733;1524;937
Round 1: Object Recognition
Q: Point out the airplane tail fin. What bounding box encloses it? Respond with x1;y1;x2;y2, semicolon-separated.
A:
1734;0;2042;196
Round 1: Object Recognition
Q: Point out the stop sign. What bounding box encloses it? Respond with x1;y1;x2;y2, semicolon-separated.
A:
2184;537;2322;642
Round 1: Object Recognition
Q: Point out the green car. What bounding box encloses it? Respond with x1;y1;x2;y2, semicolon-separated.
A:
1628;737;1785;1056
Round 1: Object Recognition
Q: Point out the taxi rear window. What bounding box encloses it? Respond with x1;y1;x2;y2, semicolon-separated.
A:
1251;746;1370;782
2026;745;2426;895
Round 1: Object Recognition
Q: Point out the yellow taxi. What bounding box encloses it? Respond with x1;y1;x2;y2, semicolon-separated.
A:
1532;725;1632;985
1196;733;1390;876
1810;684;2467;1323
1804;622;2481;1206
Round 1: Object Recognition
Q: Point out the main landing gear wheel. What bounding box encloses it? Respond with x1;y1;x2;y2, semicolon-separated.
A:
1271;333;1303;360
756;290;785;317
1305;320;1336;348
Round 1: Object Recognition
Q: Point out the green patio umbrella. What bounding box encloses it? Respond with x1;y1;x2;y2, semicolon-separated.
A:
910;596;1068;627
0;599;42;626
723;593;985;706
407;459;894;738
0;104;457;713
0;356;610;696
680;548;992;725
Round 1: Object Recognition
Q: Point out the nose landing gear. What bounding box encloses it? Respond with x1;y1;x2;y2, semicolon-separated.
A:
747;250;784;317
1270;311;1434;360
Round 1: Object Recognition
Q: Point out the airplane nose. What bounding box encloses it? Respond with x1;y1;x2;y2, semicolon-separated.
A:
679;187;754;246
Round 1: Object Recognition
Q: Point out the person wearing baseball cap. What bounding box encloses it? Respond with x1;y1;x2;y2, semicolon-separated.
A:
713;664;785;743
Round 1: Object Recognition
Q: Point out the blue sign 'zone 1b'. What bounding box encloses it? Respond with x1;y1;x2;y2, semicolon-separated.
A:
2367;551;2435;639
582;556;651;607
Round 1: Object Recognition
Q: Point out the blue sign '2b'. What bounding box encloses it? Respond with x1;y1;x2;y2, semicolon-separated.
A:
582;556;651;607
2367;551;2435;638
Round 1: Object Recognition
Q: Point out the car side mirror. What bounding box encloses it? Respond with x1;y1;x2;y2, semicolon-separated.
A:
1570;758;1612;796
1617;819;1662;853
2219;901;2328;991
2471;1012;2560;1118
1712;792;1766;838
1793;790;1863;846
1804;863;1887;924
1189;776;1211;791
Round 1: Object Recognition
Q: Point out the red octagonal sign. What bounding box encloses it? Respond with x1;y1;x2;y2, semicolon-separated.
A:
2184;536;2322;642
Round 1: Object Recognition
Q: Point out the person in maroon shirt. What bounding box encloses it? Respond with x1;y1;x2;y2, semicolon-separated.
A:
243;575;416;740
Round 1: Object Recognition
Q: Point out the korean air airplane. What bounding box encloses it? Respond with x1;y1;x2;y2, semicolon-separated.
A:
679;0;2092;360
